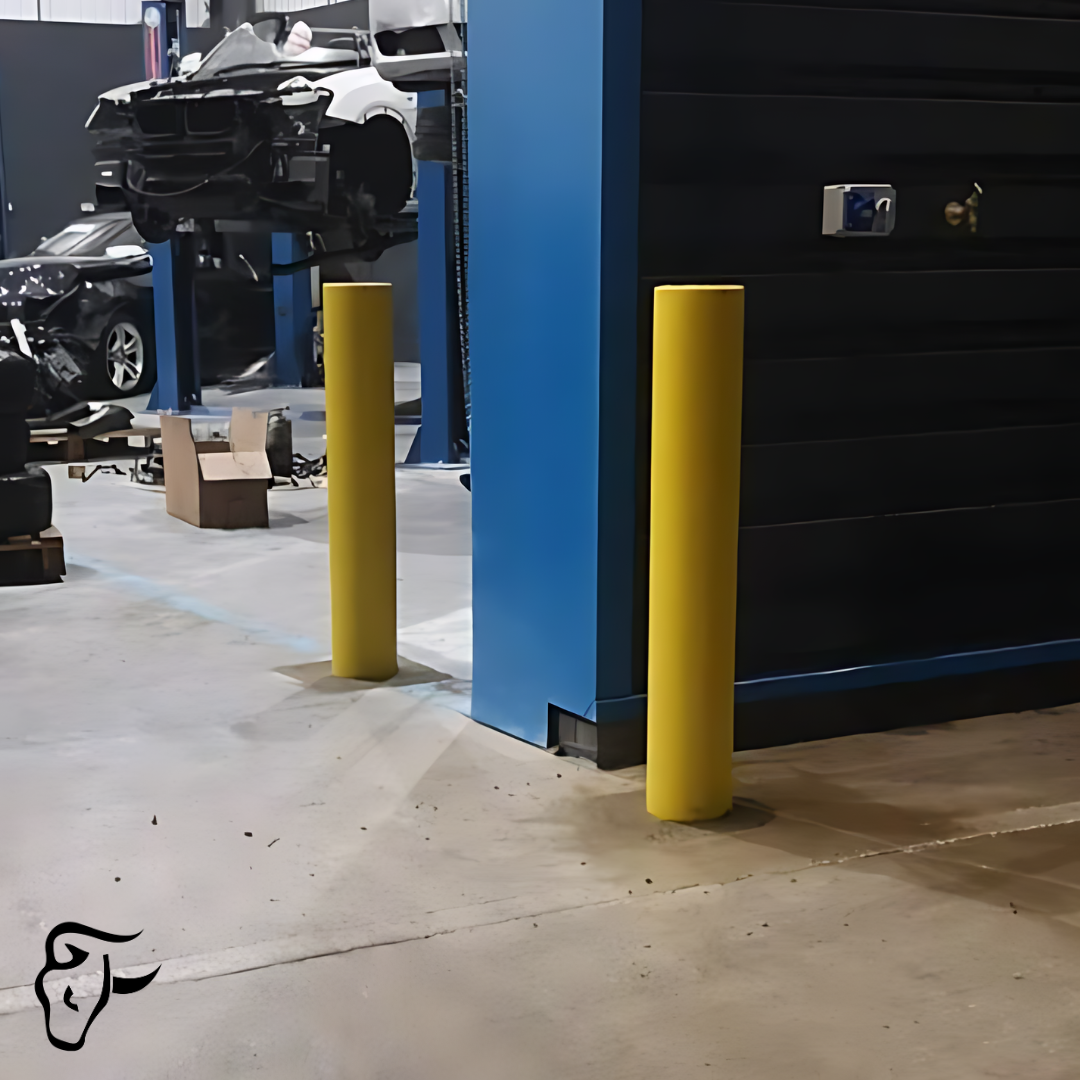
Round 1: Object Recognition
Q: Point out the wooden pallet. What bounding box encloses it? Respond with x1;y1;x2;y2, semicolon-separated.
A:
29;427;159;464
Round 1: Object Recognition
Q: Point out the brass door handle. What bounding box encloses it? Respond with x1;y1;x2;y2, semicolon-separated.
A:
945;183;982;233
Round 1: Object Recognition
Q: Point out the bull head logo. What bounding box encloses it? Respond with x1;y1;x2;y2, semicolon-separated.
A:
34;922;160;1051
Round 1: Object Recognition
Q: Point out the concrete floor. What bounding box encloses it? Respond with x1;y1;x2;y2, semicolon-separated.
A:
3;396;1080;1077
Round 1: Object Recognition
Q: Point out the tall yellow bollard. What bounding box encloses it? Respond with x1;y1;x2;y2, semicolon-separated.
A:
646;285;744;822
322;282;399;681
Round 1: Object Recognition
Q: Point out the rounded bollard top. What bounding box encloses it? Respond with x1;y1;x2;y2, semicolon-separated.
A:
654;284;744;291
322;282;393;290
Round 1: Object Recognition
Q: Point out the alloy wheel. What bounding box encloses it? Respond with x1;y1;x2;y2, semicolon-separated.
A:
105;322;145;393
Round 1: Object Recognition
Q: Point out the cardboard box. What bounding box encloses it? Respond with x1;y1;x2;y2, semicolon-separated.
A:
160;409;271;529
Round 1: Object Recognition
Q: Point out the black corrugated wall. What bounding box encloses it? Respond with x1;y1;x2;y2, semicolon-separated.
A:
639;0;1080;746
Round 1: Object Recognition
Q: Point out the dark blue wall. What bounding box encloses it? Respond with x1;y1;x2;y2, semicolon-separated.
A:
0;21;144;257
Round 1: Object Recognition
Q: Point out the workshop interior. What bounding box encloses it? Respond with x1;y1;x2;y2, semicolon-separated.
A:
3;0;1080;1075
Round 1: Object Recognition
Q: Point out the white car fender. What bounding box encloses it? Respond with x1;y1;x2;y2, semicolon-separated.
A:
313;68;418;141
369;0;464;33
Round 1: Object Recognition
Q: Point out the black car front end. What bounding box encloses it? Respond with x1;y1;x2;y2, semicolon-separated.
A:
88;24;417;263
91;81;334;241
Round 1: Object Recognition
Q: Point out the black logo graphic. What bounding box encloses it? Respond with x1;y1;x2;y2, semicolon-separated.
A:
34;922;160;1051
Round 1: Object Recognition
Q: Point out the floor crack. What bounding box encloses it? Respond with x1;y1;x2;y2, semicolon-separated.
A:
848;816;1080;863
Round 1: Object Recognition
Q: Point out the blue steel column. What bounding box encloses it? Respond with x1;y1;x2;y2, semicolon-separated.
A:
148;236;201;411
143;1;195;413
272;232;313;387
417;158;455;461
469;0;643;746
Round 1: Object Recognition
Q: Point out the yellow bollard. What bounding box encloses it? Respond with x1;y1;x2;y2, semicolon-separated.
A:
323;282;399;681
646;285;744;822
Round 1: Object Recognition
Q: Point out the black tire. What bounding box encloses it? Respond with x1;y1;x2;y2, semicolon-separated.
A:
0;468;51;541
131;208;174;245
0;353;35;415
328;116;414;219
91;308;157;398
0;417;29;475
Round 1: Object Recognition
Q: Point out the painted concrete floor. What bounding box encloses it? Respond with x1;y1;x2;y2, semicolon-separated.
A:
3;411;1080;1077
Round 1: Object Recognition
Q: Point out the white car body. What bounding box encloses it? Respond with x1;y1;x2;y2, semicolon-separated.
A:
316;66;417;139
367;0;466;89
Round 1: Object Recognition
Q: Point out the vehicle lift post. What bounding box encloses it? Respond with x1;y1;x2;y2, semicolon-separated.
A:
143;0;203;413
271;233;314;387
417;90;458;463
147;235;201;412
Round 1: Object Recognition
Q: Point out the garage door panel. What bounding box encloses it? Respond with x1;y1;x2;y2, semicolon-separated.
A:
645;2;1080;99
741;348;1080;443
741;424;1080;526
642;95;1080;185
735;499;1080;677
716;270;1080;360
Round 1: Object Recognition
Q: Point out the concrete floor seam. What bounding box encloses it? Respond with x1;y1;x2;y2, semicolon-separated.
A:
750;805;1080;870
1;883;720;1018
850;817;1080;863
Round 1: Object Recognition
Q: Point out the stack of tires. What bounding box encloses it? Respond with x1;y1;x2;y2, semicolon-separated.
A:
0;352;53;542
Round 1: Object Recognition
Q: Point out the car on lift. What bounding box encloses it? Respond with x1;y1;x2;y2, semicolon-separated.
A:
87;17;419;265
0;211;275;410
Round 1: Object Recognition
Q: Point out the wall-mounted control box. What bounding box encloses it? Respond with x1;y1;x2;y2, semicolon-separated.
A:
822;184;896;237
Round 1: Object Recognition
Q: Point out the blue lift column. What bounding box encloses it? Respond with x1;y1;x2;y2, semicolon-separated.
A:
147;235;201;411
144;0;199;412
469;0;644;767
272;233;314;387
417;89;458;463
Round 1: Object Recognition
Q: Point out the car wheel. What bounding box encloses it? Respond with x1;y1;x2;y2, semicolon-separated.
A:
328;116;414;219
94;311;156;397
131;208;173;245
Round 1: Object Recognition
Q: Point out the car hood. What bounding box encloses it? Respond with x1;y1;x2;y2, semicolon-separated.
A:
0;254;152;307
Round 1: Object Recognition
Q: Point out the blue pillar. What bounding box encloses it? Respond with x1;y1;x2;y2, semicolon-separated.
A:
272;233;313;387
469;0;643;761
148;236;201;411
